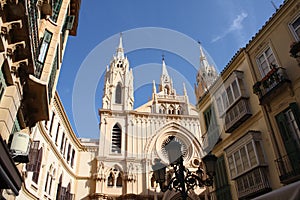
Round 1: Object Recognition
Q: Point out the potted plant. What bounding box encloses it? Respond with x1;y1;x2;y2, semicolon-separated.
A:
290;41;300;58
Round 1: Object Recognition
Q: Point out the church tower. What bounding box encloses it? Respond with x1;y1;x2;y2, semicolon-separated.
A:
152;57;190;115
102;34;134;111
194;43;218;100
96;39;203;200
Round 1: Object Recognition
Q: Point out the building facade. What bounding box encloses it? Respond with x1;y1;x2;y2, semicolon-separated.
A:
195;0;300;199
0;0;80;199
92;36;208;200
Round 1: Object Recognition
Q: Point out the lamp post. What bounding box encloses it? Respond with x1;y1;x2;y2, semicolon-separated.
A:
152;136;217;200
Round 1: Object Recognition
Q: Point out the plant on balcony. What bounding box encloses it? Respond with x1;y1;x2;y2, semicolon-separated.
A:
290;41;300;58
253;81;261;95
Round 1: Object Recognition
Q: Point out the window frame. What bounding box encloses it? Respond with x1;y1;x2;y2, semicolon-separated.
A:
256;45;278;77
226;135;266;179
289;13;300;41
216;78;243;116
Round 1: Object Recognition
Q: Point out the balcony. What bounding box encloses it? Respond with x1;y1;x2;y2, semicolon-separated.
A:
290;41;300;66
224;98;252;133
235;167;271;199
275;150;300;184
202;126;220;153
253;67;291;105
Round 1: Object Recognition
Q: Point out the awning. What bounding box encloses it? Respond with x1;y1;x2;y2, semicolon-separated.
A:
253;180;300;200
0;136;22;195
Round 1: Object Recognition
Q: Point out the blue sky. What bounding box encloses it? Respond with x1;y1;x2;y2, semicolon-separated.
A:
58;0;284;139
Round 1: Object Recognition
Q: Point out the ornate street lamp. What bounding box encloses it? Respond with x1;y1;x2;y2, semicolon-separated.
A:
152;136;217;200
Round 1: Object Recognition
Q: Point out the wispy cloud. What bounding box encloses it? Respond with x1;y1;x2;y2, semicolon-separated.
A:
212;12;248;43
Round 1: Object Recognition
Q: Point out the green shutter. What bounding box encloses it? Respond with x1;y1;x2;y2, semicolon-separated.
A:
66;15;75;30
0;69;6;101
215;156;232;200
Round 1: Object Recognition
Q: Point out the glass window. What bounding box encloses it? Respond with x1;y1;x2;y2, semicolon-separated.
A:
291;15;300;40
257;46;277;77
226;87;234;105
38;30;52;63
240;146;250;170
234;151;243;174
222;91;229;109
216;97;223;114
228;156;236;177
247;142;257;166
232;80;240;99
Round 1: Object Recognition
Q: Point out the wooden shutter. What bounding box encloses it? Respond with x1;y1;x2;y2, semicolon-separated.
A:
32;147;43;183
26;141;40;171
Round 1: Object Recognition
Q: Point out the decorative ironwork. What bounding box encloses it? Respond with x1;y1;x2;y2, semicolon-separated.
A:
152;136;217;200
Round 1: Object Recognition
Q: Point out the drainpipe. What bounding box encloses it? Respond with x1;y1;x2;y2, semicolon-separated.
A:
244;50;282;159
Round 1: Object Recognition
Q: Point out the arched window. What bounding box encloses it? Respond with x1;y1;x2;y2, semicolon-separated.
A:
112;124;121;153
116;173;122;187
159;105;165;114
177;106;182;115
107;172;114;186
115;82;122;104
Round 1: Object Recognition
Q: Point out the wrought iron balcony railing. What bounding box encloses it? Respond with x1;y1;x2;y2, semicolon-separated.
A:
253;67;291;105
275;150;300;184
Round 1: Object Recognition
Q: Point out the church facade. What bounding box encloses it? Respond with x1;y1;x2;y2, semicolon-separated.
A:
92;36;213;199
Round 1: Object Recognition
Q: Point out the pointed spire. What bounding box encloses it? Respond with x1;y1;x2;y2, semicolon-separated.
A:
161;54;169;77
116;33;124;59
152;80;156;93
183;82;187;96
198;41;210;70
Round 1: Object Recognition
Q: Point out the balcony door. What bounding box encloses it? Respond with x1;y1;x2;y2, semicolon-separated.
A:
276;103;300;172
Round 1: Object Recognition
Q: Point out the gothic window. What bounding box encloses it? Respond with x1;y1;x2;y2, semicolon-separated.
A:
111;124;121;153
107;172;114;186
116;173;122;187
177;106;182;115
115;82;122;104
168;105;175;114
159;105;166;114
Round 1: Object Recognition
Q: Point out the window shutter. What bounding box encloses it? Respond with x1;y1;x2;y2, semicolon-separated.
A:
276;112;290;141
26;141;40;171
32;147;43;183
66;15;75;30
